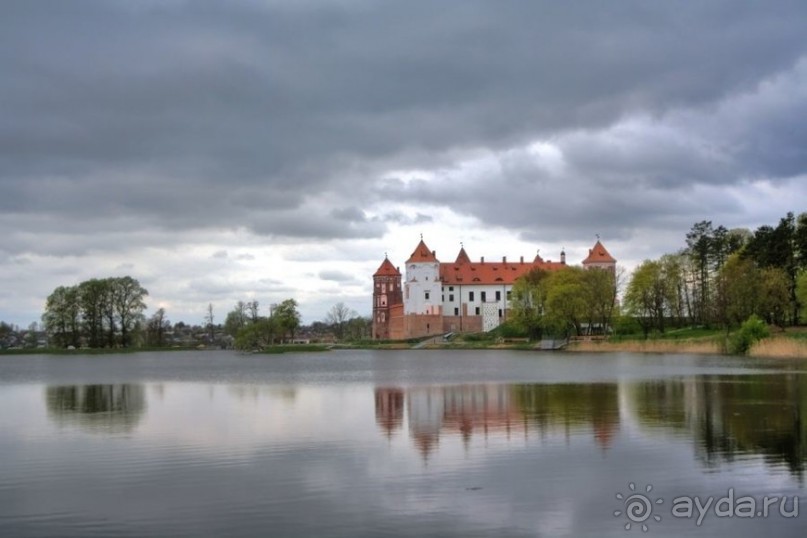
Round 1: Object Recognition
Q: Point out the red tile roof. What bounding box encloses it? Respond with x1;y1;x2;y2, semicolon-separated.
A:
582;240;616;264
439;260;566;285
374;257;401;277
406;239;439;263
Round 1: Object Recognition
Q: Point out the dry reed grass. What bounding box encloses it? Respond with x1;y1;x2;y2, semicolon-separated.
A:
749;337;807;358
568;339;722;355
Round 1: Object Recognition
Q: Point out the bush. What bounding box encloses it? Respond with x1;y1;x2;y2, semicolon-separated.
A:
728;315;770;355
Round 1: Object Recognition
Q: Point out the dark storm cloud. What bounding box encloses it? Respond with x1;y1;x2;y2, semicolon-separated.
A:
376;56;807;241
2;0;806;243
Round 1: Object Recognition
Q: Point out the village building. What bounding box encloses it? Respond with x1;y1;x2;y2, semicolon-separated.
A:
372;237;616;340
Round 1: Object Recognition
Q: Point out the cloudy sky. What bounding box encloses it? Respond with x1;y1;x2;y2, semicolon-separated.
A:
2;0;806;327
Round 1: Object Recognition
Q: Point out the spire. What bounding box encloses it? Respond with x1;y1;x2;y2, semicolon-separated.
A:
534;248;544;263
582;239;616;264
406;237;439;263
455;243;471;264
374;257;401;276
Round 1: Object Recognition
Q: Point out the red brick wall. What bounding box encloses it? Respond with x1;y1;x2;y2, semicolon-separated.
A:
403;314;444;339
441;316;483;333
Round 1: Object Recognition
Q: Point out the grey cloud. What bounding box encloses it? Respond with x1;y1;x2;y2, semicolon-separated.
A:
318;270;356;283
375;56;807;242
2;1;806;242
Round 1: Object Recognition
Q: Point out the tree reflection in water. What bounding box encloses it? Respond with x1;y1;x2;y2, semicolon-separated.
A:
46;384;146;434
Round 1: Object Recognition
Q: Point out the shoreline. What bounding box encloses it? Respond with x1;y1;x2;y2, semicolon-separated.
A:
3;336;806;359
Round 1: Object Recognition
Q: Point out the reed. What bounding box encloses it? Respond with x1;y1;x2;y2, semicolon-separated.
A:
749;337;807;359
568;339;721;354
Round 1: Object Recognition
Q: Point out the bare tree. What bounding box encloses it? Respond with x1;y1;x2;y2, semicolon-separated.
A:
205;303;215;343
325;302;357;340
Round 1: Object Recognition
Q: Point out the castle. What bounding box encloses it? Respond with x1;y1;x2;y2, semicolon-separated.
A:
372;237;616;340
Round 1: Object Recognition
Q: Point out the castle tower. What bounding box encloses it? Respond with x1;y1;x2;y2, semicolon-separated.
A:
404;238;441;316
372;256;402;339
582;239;617;272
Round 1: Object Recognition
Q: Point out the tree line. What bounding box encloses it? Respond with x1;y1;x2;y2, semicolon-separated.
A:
42;276;149;348
223;300;370;349
509;265;620;339
624;211;807;336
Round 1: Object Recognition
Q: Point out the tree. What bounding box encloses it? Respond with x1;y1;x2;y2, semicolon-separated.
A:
344;316;372;341
543;267;587;337
686;221;715;325
42;285;81;348
224;301;249;337
111;277;148;347
234;317;278;350
580;266;618;335
744;212;799;325
205;303;215;343
509;269;550;339
146;308;170;347
624;260;667;337
274;299;301;342
325;302;357;340
714;254;760;331
797;270;807;324
79;279;109;348
247;301;260;323
758;267;791;327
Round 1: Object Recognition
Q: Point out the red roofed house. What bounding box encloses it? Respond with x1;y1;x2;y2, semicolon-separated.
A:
372;237;616;340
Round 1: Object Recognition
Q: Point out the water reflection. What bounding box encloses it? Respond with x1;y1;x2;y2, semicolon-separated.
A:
46;384;146;433
631;375;807;479
376;383;620;458
376;376;807;478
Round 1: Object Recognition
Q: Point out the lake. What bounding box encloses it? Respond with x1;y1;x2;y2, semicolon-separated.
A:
0;350;805;537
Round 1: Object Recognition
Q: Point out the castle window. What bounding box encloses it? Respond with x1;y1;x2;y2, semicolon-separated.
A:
454;308;459;316
495;291;501;301
481;291;487;302
469;291;475;301
498;309;502;318
425;291;430;300
449;294;454;302
475;307;480;315
449;286;454;291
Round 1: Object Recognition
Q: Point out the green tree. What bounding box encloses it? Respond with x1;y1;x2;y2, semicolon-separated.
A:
79;279;109;348
42;285;81;348
797;270;807;324
758;267;791;327
274;299;301;342
224;301;249;337
728;315;769;355
580;267;618;335
744;212;799;324
111;277;149;347
543;267;587;337
234;317;278;350
714;254;760;331
624;260;666;337
509;269;550;339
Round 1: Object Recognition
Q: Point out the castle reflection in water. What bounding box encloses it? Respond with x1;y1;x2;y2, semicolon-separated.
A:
375;383;620;458
375;376;807;480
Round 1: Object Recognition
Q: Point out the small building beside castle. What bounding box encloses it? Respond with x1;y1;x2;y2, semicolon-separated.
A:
372;237;616;340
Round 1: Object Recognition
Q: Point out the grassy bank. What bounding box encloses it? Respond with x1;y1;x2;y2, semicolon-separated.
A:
252;344;331;354
0;346;200;356
569;326;807;358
